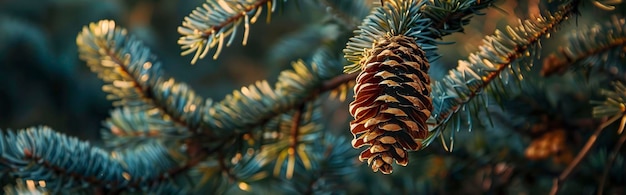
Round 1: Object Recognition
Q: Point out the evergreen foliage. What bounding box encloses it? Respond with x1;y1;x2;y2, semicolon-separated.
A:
1;0;625;194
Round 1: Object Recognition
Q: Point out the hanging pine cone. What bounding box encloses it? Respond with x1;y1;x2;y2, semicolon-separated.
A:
349;35;432;174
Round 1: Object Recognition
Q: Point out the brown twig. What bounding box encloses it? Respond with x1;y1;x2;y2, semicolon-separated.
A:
550;114;622;195
201;0;271;38
290;104;305;150
320;73;358;92
597;116;626;195
541;37;626;77
284;104;306;179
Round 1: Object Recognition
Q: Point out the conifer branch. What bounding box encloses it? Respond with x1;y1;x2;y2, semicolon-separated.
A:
541;16;626;77
590;81;626;194
422;0;495;36
593;81;626;125
178;0;283;64
204;70;352;138
429;0;581;136
598;130;626;195
200;0;270;39
77;20;207;137
0;127;192;193
203;58;342;137
289;104;304;156
75;20;215;192
281;104;305;179
321;73;358;92
550;115;620;195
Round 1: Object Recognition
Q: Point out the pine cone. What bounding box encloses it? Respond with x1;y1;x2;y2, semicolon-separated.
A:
525;128;567;161
349;35;432;174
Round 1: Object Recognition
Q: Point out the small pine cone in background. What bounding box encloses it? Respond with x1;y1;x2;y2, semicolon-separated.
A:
524;129;567;161
349;35;432;174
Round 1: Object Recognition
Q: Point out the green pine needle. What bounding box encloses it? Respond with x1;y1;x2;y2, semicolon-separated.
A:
427;0;581;148
0;127;186;193
178;0;285;64
77;20;207;138
541;16;626;77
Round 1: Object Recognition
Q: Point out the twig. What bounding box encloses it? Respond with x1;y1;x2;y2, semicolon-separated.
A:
320;73;358;92
597;116;626;195
431;0;491;33
286;104;305;179
290;104;305;150
541;37;626;77
201;0;271;38
550;114;622;195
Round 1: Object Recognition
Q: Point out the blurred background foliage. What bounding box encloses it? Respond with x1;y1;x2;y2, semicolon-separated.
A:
0;0;625;194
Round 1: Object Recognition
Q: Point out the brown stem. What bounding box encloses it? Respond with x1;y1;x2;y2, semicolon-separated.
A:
320;73;358;92
597;116;626;195
550;114;621;195
201;0;271;38
290;104;305;151
542;37;626;77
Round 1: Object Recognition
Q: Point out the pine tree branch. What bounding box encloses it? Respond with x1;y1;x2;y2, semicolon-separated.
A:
320;72;358;92
593;81;626;123
429;0;581;134
542;38;626;76
178;0;281;63
541;16;626;77
423;0;495;36
77;21;215;189
289;104;304;155
101;49;192;130
282;104;305;179
592;81;626;194
204;60;349;137
78;20;208;137
598;127;626;195
0;127;195;193
214;72;356;134
200;0;271;39
550;115;621;195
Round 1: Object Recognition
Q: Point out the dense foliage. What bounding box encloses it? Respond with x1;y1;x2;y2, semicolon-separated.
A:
0;0;625;194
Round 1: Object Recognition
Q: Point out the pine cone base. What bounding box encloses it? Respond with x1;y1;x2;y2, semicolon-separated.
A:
349;35;432;174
